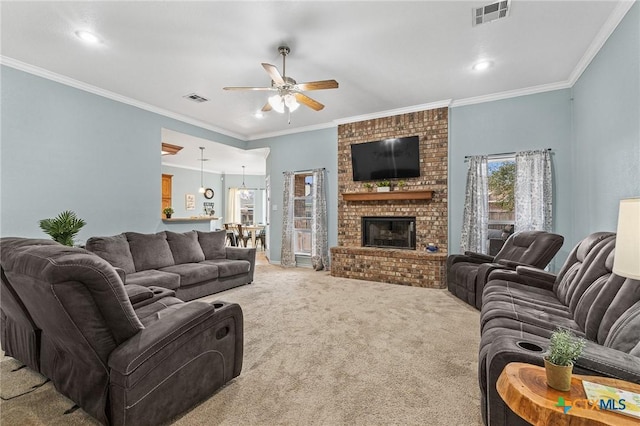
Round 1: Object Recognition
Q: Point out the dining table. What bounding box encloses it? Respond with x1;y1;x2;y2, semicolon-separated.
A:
242;224;266;248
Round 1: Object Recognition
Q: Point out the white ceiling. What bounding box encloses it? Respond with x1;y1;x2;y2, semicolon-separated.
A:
161;128;269;175
0;1;633;142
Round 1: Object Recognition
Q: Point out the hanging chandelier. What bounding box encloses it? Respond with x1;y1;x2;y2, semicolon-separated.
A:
238;166;251;200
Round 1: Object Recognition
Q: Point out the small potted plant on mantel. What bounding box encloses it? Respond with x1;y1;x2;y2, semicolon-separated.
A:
363;182;374;192
397;180;406;191
376;180;391;192
163;207;174;219
544;328;586;391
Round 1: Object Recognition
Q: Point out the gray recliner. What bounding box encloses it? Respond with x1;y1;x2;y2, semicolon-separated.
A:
447;230;564;309
0;237;243;425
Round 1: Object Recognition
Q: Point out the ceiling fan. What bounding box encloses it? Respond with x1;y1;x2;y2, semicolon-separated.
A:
223;46;339;114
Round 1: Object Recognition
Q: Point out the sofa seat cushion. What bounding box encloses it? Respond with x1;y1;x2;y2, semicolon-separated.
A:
125;232;175;271
481;300;582;335
158;263;219;286
197;230;227;260
483;282;566;310
165;231;205;264
86;234;136;274
133;296;185;327
126;270;180;290
201;259;251;278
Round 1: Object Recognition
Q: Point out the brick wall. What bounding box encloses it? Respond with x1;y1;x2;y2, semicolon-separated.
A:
331;107;448;288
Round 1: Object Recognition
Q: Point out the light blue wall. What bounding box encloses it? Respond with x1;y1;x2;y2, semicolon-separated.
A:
1;66;244;242
449;90;573;265
161;165;223;219
248;127;338;263
570;2;640;243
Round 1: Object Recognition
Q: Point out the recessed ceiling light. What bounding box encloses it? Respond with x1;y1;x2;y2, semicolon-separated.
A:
472;60;493;71
75;30;101;45
254;111;264;119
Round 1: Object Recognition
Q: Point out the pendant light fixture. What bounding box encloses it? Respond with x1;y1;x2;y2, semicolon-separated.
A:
239;165;251;200
198;147;206;193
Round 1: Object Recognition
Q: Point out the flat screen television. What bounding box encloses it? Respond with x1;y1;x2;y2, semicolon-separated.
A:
351;136;420;181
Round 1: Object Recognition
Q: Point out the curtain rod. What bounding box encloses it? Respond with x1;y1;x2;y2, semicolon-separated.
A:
464;148;552;160
283;168;327;174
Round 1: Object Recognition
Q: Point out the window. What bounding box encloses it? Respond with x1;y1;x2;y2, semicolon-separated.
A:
293;173;313;255
239;191;255;224
488;156;515;233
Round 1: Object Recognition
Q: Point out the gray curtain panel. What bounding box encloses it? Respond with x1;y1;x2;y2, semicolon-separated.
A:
311;168;329;271
281;171;296;267
515;150;553;232
461;155;489;253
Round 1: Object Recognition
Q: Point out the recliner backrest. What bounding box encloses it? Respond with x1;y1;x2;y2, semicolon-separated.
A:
553;232;616;299
593;275;640;347
494;230;564;269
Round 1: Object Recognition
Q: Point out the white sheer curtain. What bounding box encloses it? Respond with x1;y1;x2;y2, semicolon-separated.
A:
227;188;240;224
280;172;296;267
461;155;489;253
515;150;553;232
311;168;329;271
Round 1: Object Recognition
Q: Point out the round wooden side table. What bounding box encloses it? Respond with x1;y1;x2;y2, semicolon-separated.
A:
497;362;640;426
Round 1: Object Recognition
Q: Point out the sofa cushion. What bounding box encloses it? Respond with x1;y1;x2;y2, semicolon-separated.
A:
201;259;251;278
158;263;219;286
85;234;136;274
165;231;205;264
124;284;154;304
125;232;175;271
126;269;180;290
197;230;227;260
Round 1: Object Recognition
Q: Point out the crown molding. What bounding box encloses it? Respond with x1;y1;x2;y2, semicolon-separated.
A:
0;56;249;141
333;100;453;125
450;81;571;108
567;0;636;86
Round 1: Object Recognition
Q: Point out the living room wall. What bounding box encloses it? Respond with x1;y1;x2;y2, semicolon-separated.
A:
449;2;639;266
570;2;639;246
248;128;338;264
0;66;245;241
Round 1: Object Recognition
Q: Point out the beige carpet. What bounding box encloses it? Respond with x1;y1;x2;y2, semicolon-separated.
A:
1;262;482;426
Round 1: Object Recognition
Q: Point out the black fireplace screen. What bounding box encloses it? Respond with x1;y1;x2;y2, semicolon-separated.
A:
361;216;416;249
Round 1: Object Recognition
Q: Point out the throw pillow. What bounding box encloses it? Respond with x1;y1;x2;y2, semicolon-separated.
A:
197;230;227;259
125;232;175;271
165;231;205;264
85;234;136;274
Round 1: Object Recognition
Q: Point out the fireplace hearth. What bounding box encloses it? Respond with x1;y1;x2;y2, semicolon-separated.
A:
362;216;416;250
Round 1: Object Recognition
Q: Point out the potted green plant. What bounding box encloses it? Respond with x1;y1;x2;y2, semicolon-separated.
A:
363;182;374;192
397;180;406;190
376;180;391;192
38;210;86;247
163;207;174;219
544;329;586;391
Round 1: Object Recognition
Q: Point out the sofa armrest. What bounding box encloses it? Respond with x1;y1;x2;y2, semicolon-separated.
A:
488;266;556;291
496;259;531;269
465;251;495;262
124;284;154;305
224;246;256;261
575;342;640;383
109;301;242;375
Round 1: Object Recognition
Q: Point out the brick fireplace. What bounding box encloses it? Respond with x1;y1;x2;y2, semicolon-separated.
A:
330;107;448;288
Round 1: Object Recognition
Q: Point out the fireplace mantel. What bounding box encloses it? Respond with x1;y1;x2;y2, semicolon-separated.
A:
342;190;433;201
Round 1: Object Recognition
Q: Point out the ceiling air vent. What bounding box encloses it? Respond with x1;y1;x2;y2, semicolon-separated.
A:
473;0;510;26
183;93;209;103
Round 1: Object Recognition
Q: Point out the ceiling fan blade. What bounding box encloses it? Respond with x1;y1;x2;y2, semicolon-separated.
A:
294;92;325;111
223;86;275;91
261;101;272;112
261;63;285;85
296;80;339;91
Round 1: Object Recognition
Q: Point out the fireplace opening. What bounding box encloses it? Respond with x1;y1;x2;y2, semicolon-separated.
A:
362;216;416;250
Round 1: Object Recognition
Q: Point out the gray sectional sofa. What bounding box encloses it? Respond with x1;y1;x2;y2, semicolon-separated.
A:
86;230;256;301
477;232;640;425
0;237;243;425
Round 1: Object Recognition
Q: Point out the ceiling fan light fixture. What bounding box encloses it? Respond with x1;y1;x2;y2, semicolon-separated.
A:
284;94;299;111
268;94;286;113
